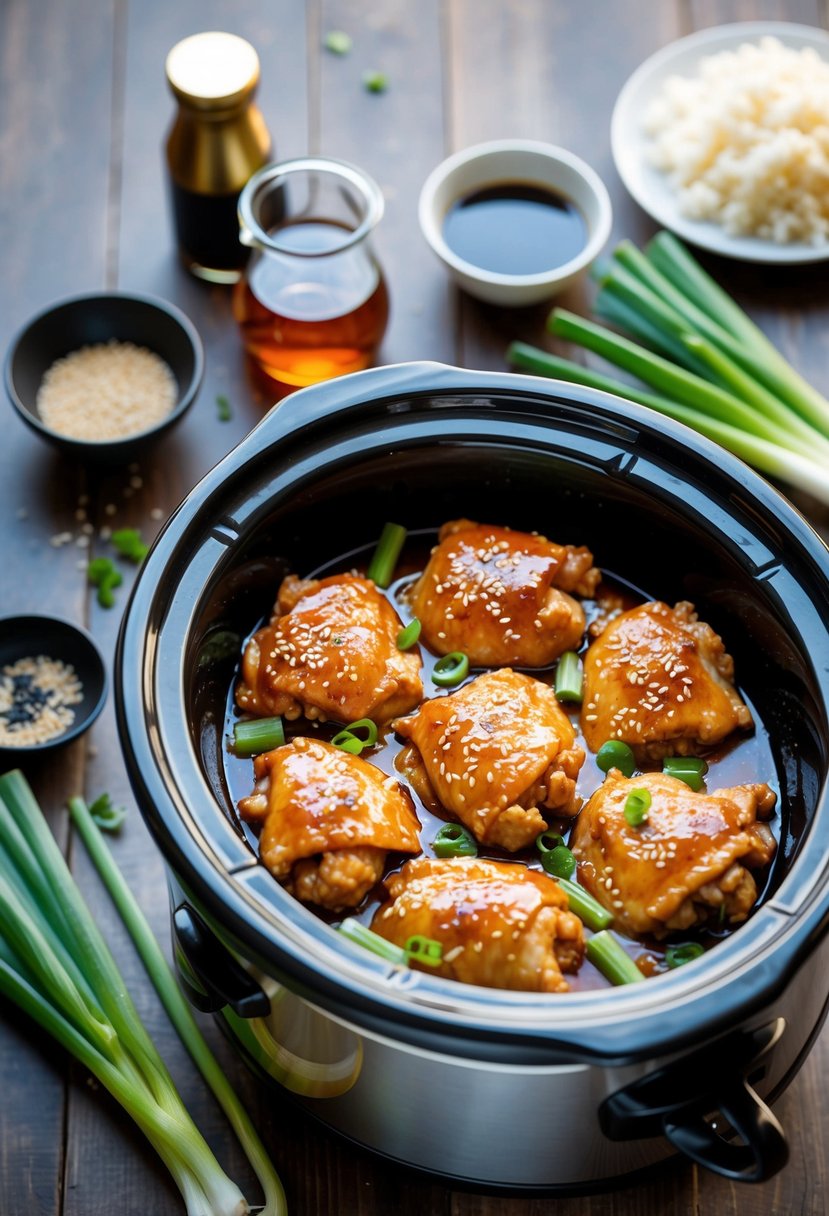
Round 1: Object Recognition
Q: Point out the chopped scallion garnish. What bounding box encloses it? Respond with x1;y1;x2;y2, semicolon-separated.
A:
87;792;127;833
111;528;149;563
535;830;575;878
554;651;584;703
555;877;614;932
330;730;364;755
433;823;478;858
362;70;389;93
233;716;285;756
665;941;705;969
404;935;443;967
596;740;636;778
662;756;708;791
366;522;406;588
396;618;421;650
586;930;646;986
432;651;469;687
324;30;352;54
623;788;651;827
337;918;407;965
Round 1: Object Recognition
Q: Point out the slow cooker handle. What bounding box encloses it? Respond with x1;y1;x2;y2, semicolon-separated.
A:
600;1019;788;1183
662;1077;787;1182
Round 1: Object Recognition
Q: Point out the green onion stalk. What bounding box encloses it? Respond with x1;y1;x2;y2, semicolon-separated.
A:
0;770;286;1216
506;231;829;508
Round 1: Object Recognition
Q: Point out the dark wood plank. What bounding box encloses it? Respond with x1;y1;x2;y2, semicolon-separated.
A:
448;0;685;374
317;0;455;367
0;0;118;1212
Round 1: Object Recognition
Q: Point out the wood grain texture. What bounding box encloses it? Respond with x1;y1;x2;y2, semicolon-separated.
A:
1;0;829;1213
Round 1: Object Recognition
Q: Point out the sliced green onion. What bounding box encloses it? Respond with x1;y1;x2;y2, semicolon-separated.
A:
541;845;576;879
432;651;469;687
87;793;127;833
324;29;352;54
663;756;708;791
554;651;584;703
624;788;652;827
233;716;285;756
555;876;614;931
366;522;406;588
536;825;576;878
404;935;443;967
330;730;364;755
596;740;636;778
536;830;565;855
666;941;705;969
586;930;646;986
396;618;421;650
362;69;389;93
433;823;478;858
337;918;407;965
342;718;378;747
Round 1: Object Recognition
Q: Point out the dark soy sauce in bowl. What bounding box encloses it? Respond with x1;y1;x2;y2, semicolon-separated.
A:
442;182;588;276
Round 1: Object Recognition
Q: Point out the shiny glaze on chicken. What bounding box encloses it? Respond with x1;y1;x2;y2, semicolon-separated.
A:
371;857;585;992
581;600;752;761
393;669;584;850
236;573;423;724
570;770;776;938
226;526;780;994
408;519;600;667
238;737;421;911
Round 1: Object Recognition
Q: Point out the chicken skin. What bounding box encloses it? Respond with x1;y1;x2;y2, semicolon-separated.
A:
236;573;422;725
581;600;753;761
370;857;585;992
408;519;600;668
238;737;421;911
570;770;776;938
393;669;584;851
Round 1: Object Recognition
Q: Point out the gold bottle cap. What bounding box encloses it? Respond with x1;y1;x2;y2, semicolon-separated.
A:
165;31;260;110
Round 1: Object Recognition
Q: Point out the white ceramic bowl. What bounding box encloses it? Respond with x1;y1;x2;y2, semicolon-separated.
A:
418;139;612;306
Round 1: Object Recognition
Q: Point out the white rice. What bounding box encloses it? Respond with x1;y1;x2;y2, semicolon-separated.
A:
37;340;177;441
643;37;829;244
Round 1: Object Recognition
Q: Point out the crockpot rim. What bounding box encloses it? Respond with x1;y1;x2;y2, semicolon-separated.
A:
116;361;829;1065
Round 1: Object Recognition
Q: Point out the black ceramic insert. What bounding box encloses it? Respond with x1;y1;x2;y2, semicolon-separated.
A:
116;362;829;1067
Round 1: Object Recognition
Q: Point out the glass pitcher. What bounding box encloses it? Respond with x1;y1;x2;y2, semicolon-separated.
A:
233;157;389;392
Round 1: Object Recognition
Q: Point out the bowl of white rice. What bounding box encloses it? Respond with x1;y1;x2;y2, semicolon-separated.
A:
4;291;204;463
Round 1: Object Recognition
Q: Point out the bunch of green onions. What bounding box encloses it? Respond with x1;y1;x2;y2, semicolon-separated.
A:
507;231;829;507
0;770;286;1216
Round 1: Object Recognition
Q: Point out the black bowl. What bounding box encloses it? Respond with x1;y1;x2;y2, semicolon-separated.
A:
0;614;107;757
4;291;204;464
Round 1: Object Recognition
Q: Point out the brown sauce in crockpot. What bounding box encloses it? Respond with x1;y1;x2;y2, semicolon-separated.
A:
220;536;780;993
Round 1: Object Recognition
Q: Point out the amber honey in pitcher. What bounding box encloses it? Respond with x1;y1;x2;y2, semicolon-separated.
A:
233;218;389;388
233;159;389;391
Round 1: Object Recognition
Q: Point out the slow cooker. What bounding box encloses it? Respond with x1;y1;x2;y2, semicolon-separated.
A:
116;362;829;1191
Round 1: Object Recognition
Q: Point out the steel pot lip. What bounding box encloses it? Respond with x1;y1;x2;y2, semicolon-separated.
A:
116;361;829;1065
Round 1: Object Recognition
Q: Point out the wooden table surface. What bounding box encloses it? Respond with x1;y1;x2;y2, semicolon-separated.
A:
2;1;829;1213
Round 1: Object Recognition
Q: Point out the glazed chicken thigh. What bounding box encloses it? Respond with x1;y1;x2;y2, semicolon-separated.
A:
581;600;753;760
370;857;585;992
393;669;584;851
570;770;776;938
236;573;422;724
238;737;421;911
408;519;600;667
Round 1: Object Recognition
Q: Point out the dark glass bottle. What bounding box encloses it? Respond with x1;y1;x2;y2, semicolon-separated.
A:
164;32;272;283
